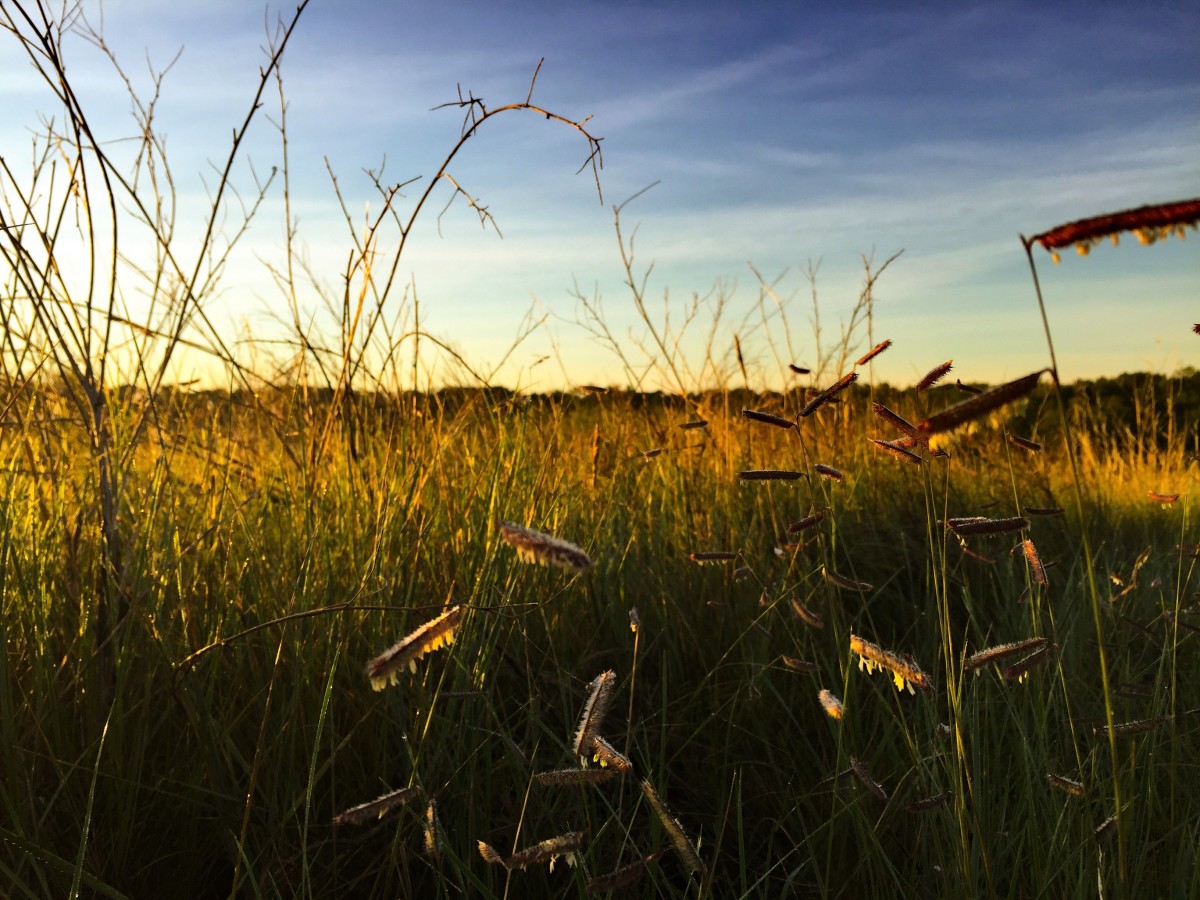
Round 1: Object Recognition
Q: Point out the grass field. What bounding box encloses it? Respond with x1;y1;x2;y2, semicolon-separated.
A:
1;4;1197;895
1;370;1197;898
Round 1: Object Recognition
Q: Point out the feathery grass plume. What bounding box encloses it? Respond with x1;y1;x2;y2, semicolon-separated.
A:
964;637;1048;673
850;633;933;694
585;851;666;894
678;419;708;430
1031;196;1200;262
790;595;824;628
849;756;887;801
478;841;505;865
814;464;844;481
1008;434;1042;453
573;669;617;757
499;520;592;572
1022;539;1049;586
871;402;918;439
955;379;982;395
629;607;641;633
367;605;466;690
818;689;844;720
333;785;421;825
789;363;811;374
907;791;950;813
824;568;873;592
481;832;587;872
1026;506;1064;516
787;511;826;533
640;779;705;875
799;371;858;416
591;735;633;771
856;339;892;367
1148;490;1180;505
1046;774;1087;797
689;551;738;563
535;767;620;787
1004;643;1056;682
782;656;820;673
916;360;953;392
1093;716;1170;738
422;800;444;862
918;370;1044;436
946;516;1029;537
741;408;796;429
738;469;806;481
870;438;924;465
1095;815;1118;840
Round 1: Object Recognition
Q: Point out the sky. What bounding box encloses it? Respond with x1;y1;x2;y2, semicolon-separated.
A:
2;0;1197;391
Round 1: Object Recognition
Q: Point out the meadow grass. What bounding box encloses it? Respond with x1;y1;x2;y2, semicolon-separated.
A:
0;374;1196;898
1;5;1197;895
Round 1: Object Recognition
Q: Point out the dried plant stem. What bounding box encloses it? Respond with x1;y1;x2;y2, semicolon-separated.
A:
1020;233;1122;883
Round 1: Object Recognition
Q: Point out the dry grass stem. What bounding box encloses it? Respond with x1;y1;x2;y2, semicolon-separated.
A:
738;469;806;481
367;605;466;690
799;371;858;417
499;521;593;572
818;689;844;720
964;637;1048;672
640;779;705;875
332;785;421;825
849;756;887;801
741;408;796;429
850;633;933;694
918;371;1044;436
1046;774;1087;797
916;360;953;392
856;339;892;367
573;669;617;757
1026;507;1064;516
1031;196;1200;261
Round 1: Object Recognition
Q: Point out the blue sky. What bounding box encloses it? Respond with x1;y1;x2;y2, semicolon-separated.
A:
3;1;1197;389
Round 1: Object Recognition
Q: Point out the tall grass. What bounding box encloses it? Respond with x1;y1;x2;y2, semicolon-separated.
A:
1;4;1197;898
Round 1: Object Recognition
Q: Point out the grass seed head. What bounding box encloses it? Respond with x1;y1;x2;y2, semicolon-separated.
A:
916;360;953;392
367;606;466;691
850;633;933;694
332;785;421;825
818;688;844;720
499;520;593;572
